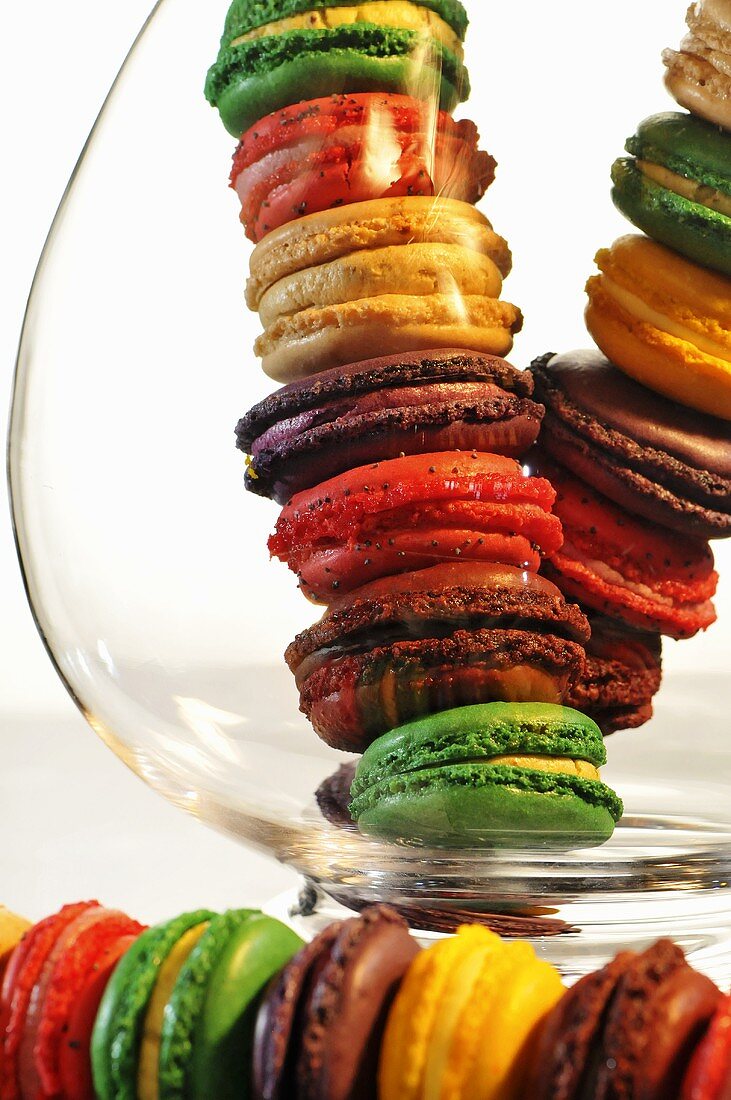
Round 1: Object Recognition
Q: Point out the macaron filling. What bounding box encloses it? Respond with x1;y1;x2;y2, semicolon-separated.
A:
599;277;731;362
636;160;731;217
228;1;465;58
222;0;469;41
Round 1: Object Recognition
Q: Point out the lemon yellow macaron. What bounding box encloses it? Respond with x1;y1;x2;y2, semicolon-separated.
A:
379;924;564;1100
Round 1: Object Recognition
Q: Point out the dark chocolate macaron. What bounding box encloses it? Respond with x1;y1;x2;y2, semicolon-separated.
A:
526;939;722;1100
237;349;544;503
530;349;731;539
566;613;662;735
315;763;357;830
286;562;590;752
252;905;419;1100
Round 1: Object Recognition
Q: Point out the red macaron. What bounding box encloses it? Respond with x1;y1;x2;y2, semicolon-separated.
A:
231;93;495;241
682;994;731;1100
0;902;144;1100
269;452;564;603
529;452;718;639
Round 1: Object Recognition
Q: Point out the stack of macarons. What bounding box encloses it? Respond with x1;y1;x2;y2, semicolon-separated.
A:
522;0;731;737
586;0;731;421
4;901;728;1097
204;1;631;848
205;0;523;382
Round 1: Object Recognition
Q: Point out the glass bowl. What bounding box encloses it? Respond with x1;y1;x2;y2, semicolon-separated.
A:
8;0;731;982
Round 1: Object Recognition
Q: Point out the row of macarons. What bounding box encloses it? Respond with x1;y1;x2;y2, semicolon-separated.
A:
1;900;728;1099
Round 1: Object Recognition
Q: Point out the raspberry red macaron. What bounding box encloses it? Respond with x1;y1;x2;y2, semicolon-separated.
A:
525;939;722;1100
0;902;145;1100
286;561;589;751
528;452;718;639
531;349;731;540
269;451;564;603
238;350;544;503
682;994;731;1100
566;614;662;735
252;906;419;1100
231;93;495;242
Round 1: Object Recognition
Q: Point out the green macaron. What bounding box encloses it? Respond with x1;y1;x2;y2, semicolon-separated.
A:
221;0;469;45
158;910;304;1100
350;703;623;849
205;25;469;136
91;910;216;1100
612;112;731;277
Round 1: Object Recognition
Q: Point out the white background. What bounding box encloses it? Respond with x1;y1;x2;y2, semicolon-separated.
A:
1;0;729;919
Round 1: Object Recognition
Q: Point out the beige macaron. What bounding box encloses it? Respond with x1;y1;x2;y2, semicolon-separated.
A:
246;196;512;310
258;242;506;328
256;294;523;382
663;0;731;130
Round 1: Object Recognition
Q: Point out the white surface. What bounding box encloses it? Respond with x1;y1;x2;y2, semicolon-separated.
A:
0;1;729;915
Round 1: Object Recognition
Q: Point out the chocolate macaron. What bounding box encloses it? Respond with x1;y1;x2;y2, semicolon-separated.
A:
526;939;722;1100
530;349;731;540
566;614;662;735
286;562;590;752
237;349;543;503
252;905;419;1100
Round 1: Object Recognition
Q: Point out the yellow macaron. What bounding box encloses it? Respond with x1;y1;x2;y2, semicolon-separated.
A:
585;234;731;419
0;905;31;981
246;196;513;309
247;197;521;382
379;925;564;1100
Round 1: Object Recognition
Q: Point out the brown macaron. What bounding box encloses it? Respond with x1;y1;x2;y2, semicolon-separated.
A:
286;562;590;752
252;906;419;1100
530;349;731;540
566;614;663;735
237;349;543;504
525;939;722;1100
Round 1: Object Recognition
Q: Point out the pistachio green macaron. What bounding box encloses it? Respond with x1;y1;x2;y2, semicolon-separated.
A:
350;703;623;849
612;111;731;277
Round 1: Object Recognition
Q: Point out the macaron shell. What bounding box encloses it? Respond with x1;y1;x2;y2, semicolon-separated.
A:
611;158;731;276
91;910;216;1100
246;197;512;308
379;926;500;1100
353;763;621;848
252;924;342;1099
270;452;562;603
28;908;144;1099
59;933;141;1100
159;912;303;1100
664;52;731;132
297;907;420;1100
257;243;505;327
523;951;636;1100
1;901;97;1100
443;942;564;1100
257;293;523;382
207;27;466;136
681;994;731;1100
351;702;608;796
